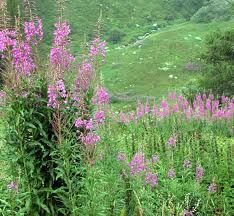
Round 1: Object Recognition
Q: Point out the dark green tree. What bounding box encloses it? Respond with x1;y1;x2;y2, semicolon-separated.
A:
199;30;234;97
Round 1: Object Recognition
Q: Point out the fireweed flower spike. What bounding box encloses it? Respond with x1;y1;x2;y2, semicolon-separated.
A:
47;80;67;108
81;132;100;147
208;182;217;193
24;17;43;45
145;172;158;187
184;210;193;216
195;164;204;182
50;21;75;72
129;152;146;175
167;168;176;179
92;87;109;105
7;181;18;192
94;110;105;125
89;37;106;61
183;159;192;169
12;41;36;76
151;155;159;164
75;61;93;94
0;30;16;52
168;134;177;148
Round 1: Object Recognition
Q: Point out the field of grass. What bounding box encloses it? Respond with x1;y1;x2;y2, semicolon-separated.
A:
102;21;234;103
0;1;234;214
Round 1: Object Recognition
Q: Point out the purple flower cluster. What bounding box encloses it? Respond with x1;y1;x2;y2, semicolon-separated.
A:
81;132;100;147
167;168;176;179
7;181;18;192
118;92;234;124
184;210;193;216
208;182;217;193
50;21;75;72
195;165;204;182
0;30;16;52
47;80;67;108
129;152;146;175
183;159;192;169
12;41;36;75
75;61;93;94
92;87;109;105
145;172;158;187
151;155;159;164
168;134;177;148
24;17;43;45
89;37;106;61
94;110;105;125
75;118;93;130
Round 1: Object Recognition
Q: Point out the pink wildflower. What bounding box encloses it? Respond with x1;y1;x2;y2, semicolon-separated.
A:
12;41;35;75
24;17;43;45
94;110;105;125
92;87;109;105
129;152;146;175
81;132;100;147
145;172;158;187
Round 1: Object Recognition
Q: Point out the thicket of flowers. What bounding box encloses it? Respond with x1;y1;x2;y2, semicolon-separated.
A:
0;8;233;216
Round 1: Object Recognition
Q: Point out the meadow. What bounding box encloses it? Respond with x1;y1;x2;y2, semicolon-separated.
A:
0;0;234;215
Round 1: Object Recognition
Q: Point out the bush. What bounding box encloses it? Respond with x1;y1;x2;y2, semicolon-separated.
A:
198;30;234;97
191;0;233;23
170;0;205;20
107;28;126;44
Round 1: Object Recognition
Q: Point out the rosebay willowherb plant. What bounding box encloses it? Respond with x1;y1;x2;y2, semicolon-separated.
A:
0;11;108;215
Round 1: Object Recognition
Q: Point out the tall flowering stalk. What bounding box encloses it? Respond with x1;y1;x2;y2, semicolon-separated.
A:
24;17;43;45
129;152;146;175
47;79;67;109
50;21;74;77
12;41;36;76
0;30;16;53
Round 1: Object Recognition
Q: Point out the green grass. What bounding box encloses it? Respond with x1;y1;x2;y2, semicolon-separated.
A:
102;21;234;103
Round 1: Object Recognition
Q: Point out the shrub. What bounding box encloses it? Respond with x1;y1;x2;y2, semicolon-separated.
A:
198;30;234;97
107;27;126;44
191;0;233;23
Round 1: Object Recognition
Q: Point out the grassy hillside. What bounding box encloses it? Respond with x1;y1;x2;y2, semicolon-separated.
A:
102;21;234;104
35;0;202;49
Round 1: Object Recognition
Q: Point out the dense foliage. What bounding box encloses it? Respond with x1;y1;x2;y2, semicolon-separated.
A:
0;1;233;216
199;30;234;97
